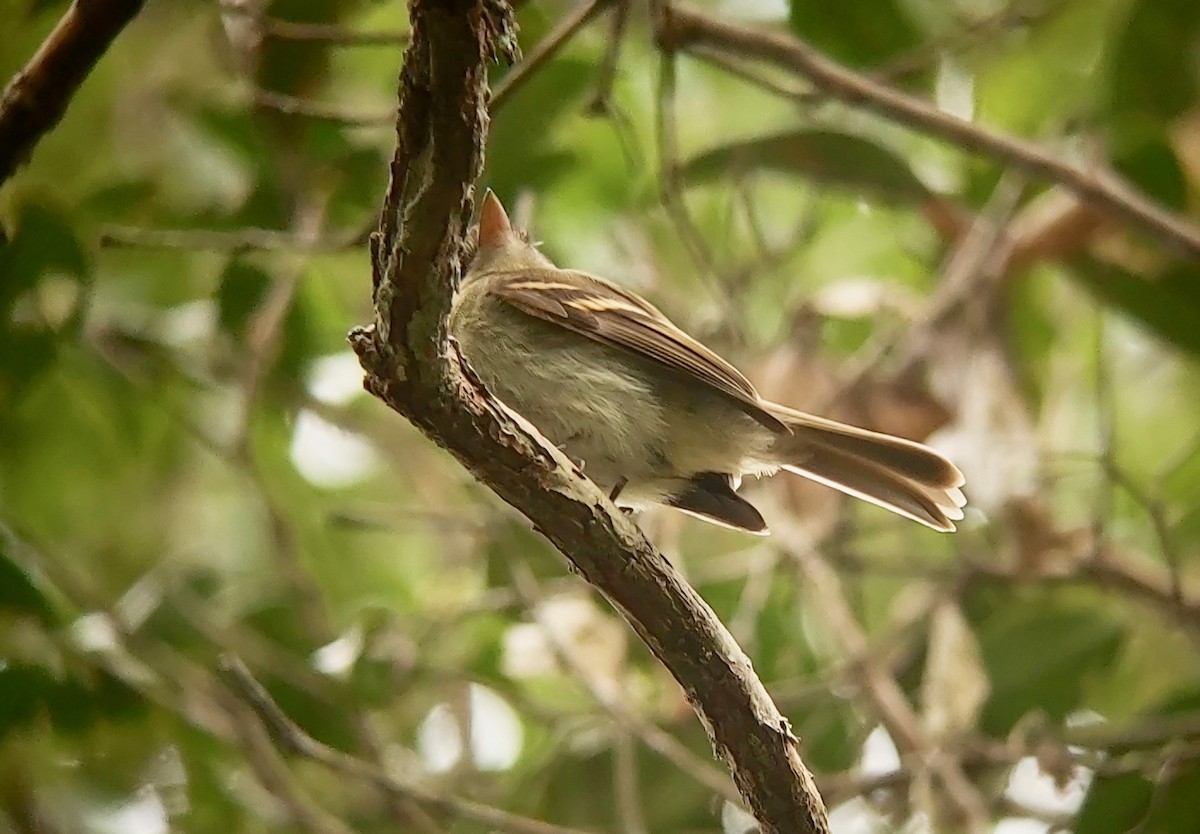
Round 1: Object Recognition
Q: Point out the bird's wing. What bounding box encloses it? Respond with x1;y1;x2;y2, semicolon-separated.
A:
487;268;788;433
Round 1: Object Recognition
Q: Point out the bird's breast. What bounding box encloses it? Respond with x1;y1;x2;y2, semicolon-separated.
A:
450;294;669;488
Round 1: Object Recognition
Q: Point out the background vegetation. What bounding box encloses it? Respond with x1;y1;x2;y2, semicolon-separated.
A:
3;0;1200;832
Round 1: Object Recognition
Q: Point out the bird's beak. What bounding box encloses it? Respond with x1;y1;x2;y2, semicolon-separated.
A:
478;189;512;249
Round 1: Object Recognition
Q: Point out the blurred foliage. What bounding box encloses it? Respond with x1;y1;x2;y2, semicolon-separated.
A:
2;0;1200;832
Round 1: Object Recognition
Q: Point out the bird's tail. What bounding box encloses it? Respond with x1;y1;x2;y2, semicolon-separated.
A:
765;404;966;532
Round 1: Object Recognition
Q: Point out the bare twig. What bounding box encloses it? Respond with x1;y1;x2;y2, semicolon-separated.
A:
665;3;1200;259
778;529;991;831
218;657;600;834
349;4;830;832
1101;461;1187;614
826;170;1024;410
872;2;1055;83
1007;189;1105;275
587;0;631;115
491;0;614;110
262;19;407;46
218;1;407;46
960;553;1200;639
251;88;392;124
231;188;329;471
98;223;368;252
686;45;816;103
219;691;362;834
508;561;740;804
728;547;781;654
1064;554;1200;633
0;0;146;185
615;732;649;834
1089;311;1117;561
839;544;1200;636
652;39;726;302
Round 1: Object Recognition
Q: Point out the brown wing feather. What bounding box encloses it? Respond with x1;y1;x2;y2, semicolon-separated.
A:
488;269;788;433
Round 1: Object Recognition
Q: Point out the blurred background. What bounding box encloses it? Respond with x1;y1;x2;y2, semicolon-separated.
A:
2;0;1200;832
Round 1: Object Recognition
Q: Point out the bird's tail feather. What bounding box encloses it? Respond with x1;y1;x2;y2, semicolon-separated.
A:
767;404;966;532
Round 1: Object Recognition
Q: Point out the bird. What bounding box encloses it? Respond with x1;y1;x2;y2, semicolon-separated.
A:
447;190;966;535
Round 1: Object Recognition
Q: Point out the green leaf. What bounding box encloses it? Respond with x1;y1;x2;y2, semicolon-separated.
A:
793;703;862;773
0;664;51;739
1076;691;1200;834
967;587;1125;735
0;664;147;740
0;325;59;402
0;539;58;625
262;675;361;752
1114;135;1187;212
1109;0;1200;130
83;178;158;219
681;130;931;205
788;0;921;68
0;200;90;314
1068;259;1200;359
217;258;273;339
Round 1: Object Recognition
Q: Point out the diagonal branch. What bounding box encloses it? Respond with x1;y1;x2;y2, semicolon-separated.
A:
491;0;615;110
780;530;991;832
348;2;830;832
0;0;146;187
663;3;1200;260
218;656;597;834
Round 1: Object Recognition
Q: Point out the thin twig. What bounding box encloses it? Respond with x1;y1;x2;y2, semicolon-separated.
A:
777;528;992;832
492;0;614;110
0;0;146;184
1090;309;1116;561
98;223;368;252
872;2;1056;83
727;547;780;654
825;170;1025;410
508;561;741;804
219;656;602;834
251;88;393;124
218;1;407;46
653;40;726;303
262;19;407;46
1101;461;1187;613
966;555;1200;634
587;0;631;115
219;692;363;834
614;732;649;834
686;45;817;103
233;197;319;457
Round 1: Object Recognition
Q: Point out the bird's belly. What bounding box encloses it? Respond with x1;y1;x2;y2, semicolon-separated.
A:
459;324;670;490
453;305;771;498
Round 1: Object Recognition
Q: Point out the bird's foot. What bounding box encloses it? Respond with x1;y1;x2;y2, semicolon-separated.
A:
609;476;628;503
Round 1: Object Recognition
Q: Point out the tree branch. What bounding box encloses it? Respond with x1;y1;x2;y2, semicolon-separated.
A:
348;2;830;832
663;3;1200;260
218;657;596;834
508;560;741;804
780;530;991;832
491;0;614;110
0;0;146;187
